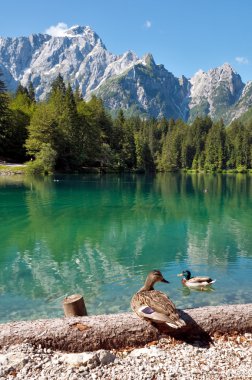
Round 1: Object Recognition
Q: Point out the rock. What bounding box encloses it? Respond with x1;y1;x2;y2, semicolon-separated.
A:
130;346;163;358
96;349;116;365
61;352;97;367
0;352;26;370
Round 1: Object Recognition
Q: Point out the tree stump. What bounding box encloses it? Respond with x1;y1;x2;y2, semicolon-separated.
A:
63;294;87;317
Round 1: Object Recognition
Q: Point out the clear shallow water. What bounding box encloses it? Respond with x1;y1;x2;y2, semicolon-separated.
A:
0;173;251;323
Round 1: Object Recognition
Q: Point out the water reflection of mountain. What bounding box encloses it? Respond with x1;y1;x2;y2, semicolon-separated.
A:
0;173;251;317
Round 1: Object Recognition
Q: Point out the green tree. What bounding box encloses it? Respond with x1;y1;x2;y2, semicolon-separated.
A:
190;116;212;170
48;74;66;115
204;121;226;171
87;96;113;167
121;117;136;169
226;120;251;170
0;69;10;157
74;84;83;104
47;77;81;168
15;82;29;97
28;81;36;102
7;109;29;161
76;99;101;165
5;83;36;162
58;83;80;167
26;143;57;175
134;132;155;171
111;109;125;168
10;84;36;117
25;103;58;157
159;120;186;171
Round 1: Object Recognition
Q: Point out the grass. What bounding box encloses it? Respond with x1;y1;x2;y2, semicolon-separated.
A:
0;165;26;174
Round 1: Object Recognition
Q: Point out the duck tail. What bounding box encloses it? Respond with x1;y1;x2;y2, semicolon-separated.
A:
166;318;186;329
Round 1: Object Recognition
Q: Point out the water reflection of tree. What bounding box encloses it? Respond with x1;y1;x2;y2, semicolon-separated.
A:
155;173;252;264
0;173;251;309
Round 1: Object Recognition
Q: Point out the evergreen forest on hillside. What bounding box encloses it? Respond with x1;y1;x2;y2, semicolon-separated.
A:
0;71;252;175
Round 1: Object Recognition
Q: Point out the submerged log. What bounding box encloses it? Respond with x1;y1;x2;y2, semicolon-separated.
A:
0;304;251;352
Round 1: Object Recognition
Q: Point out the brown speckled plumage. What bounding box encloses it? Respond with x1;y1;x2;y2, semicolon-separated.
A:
131;270;186;328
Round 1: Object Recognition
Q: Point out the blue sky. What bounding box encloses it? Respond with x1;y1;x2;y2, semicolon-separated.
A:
0;0;251;82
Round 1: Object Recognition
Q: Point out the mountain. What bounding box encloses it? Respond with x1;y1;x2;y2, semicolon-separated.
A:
0;25;251;123
189;64;245;123
0;25;139;99
94;54;190;120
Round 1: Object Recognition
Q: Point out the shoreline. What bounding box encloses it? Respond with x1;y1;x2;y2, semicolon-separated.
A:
1;162;252;176
1;332;251;379
0;306;251;378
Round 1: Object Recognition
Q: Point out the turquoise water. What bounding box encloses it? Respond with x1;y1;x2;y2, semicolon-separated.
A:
0;173;251;323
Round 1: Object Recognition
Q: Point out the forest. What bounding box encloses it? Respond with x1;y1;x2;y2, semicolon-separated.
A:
0;71;252;174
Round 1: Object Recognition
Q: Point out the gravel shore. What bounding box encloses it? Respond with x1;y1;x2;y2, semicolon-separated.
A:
0;333;251;380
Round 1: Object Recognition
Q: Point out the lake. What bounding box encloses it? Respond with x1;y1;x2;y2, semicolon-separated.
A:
0;173;251;323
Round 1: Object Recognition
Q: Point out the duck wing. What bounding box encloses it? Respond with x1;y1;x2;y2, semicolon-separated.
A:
131;290;185;328
188;276;215;285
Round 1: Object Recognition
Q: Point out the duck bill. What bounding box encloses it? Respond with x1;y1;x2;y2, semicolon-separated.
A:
161;278;170;283
177;273;183;277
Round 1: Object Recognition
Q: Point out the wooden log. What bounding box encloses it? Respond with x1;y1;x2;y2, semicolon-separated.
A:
63;294;87;317
0;304;251;352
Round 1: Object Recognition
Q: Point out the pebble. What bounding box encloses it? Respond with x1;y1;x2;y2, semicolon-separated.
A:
0;333;251;379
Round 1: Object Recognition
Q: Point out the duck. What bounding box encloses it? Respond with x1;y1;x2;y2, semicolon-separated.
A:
177;270;216;288
131;270;186;329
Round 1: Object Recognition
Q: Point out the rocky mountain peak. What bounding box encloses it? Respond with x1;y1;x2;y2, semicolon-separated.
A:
63;25;105;47
188;63;245;122
142;53;156;67
0;26;251;123
64;25;92;36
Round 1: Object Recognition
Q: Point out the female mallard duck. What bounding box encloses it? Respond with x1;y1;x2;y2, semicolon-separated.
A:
131;270;186;329
177;270;216;288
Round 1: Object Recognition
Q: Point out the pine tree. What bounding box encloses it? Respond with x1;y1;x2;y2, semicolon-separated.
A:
226;120;250;170
77;99;101;165
111;109;125;167
50;74;66;95
204;121;226;171
0;69;10;157
73;84;83;104
159;120;186;171
48;74;66;115
87;96;113;167
61;83;80;166
186;116;212;170
28;81;36;102
121;117;136;169
15;82;29;97
134;131;155;172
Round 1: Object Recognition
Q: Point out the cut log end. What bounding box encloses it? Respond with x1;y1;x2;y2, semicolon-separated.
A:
63;294;87;317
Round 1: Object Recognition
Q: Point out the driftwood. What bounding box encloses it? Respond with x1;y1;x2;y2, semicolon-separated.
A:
0;304;251;352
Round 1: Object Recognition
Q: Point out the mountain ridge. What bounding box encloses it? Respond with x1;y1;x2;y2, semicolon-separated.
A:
0;25;251;123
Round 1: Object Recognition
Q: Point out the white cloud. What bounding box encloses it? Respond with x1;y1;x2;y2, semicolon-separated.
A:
144;20;152;29
45;22;69;37
235;56;249;65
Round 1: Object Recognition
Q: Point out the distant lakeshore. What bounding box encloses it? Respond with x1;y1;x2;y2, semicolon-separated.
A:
1;163;252;176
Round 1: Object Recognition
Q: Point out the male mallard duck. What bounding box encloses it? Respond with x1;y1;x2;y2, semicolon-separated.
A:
131;270;186;329
177;270;216;288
